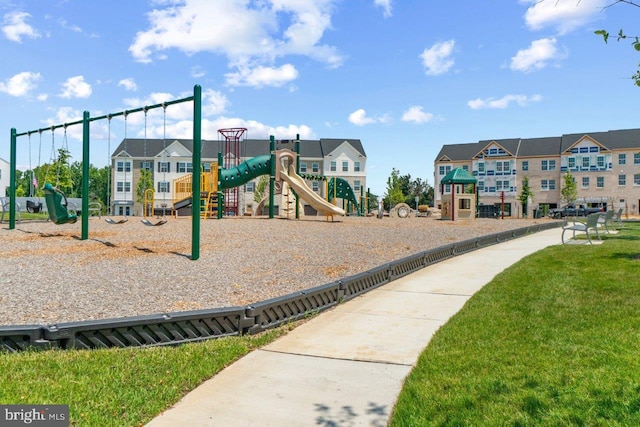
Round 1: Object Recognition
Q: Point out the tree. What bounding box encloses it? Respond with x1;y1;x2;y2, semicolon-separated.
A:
384;168;406;210
561;172;578;204
136;169;153;205
518;176;533;217
592;1;640;86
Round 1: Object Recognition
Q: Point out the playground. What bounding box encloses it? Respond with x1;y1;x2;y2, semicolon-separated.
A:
0;215;547;326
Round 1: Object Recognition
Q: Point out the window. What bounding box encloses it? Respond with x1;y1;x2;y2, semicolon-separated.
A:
354;180;361;191
141;161;152;171
568;157;576;169
312;181;319;192
635;174;640;185
478;181;485;191
300;162;307;173
596;156;605;168
459;199;471;210
117;161;131;172
541;160;548;171
619;175;626;186
245;182;255;192
342;161;348;172
444;184;451;193
582;177;589;188
496;180;503;191
157;182;170;193
330;161;336;172
635;153;640;164
597;176;604;188
202;163;211;172
541;180;556;191
354;161;361;172
117;182;131;192
462;164;469;171
502;161;511;174
312;162;319;173
522;161;528;171
177;162;193;173
496;162;503;173
619;153;626;165
439;165;452;175
478;162;485;174
582;157;590;168
158;162;170;173
549;160;556;171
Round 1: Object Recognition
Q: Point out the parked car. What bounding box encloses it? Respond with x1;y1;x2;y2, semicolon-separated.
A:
548;203;603;219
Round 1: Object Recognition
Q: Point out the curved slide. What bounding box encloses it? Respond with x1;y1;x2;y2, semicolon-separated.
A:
219;154;272;190
280;164;345;216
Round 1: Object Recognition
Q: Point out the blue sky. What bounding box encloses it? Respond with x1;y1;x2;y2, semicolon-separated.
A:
1;0;639;197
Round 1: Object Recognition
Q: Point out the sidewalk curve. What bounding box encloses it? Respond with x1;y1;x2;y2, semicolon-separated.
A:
146;227;562;427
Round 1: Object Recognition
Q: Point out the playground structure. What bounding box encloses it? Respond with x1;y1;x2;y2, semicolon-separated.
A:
170;136;359;219
440;167;477;221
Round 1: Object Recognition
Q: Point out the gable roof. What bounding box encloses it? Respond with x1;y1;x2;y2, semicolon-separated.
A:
475;138;520;158
436;143;480;162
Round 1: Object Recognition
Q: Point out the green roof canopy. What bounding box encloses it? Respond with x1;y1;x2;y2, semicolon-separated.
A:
441;167;477;184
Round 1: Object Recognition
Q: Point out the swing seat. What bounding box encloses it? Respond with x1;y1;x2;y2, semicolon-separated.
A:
43;183;77;225
105;217;128;225
141;219;167;227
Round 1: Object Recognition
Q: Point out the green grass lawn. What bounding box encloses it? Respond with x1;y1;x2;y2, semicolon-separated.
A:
0;328;289;426
390;222;640;426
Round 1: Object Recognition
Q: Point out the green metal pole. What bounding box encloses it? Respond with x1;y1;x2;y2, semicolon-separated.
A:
269;135;275;219
217;151;223;219
81;111;90;240
295;134;300;219
360;185;364;216
192;84;202;261
9;128;17;229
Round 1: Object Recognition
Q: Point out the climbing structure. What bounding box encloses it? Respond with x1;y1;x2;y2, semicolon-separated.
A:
218;128;247;216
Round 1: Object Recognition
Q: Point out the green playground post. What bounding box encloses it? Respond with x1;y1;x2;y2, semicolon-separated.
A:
269;135;275;219
295;134;300;219
192;84;202;260
81;111;90;240
9;128;17;229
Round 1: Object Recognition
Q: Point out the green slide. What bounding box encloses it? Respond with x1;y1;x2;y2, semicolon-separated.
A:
43;183;78;225
219;154;272;190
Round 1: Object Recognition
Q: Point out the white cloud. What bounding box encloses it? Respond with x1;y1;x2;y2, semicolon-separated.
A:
59;76;92;98
420;40;455;76
401;106;434;124
348;108;390;126
0;71;42;96
374;0;393;18
467;94;542;110
511;37;564;72
522;0;608;35
2;11;40;42
225;64;298;87
118;78;138;92
128;1;342;87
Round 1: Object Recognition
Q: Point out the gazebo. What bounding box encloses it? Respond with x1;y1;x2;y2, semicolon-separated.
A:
440;168;477;221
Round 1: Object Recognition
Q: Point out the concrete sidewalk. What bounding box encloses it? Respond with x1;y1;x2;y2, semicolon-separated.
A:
146;227;562;427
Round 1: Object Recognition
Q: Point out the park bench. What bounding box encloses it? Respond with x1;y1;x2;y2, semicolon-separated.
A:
611;208;624;229
562;212;602;244
597;209;616;234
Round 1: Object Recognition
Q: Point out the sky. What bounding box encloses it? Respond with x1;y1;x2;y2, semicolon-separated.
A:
1;0;639;197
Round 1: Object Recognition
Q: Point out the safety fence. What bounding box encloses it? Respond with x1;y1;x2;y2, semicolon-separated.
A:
0;222;562;352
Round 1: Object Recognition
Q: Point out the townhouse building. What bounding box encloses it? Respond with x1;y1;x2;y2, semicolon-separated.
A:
434;128;640;217
110;138;366;216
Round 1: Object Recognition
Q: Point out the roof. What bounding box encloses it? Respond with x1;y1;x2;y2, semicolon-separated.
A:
441;167;477;184
112;138;365;159
435;128;640;163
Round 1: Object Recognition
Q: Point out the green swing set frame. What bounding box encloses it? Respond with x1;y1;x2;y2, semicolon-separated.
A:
8;85;204;260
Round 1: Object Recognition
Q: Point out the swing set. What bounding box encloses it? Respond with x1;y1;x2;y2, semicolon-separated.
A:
7;85;205;260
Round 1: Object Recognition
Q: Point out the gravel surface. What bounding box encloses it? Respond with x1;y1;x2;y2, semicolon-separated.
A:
0;215;553;326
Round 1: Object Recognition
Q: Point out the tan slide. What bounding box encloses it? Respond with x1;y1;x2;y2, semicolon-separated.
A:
280;164;345;216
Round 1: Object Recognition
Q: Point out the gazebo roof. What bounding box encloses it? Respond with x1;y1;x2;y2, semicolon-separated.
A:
441;167;477;184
